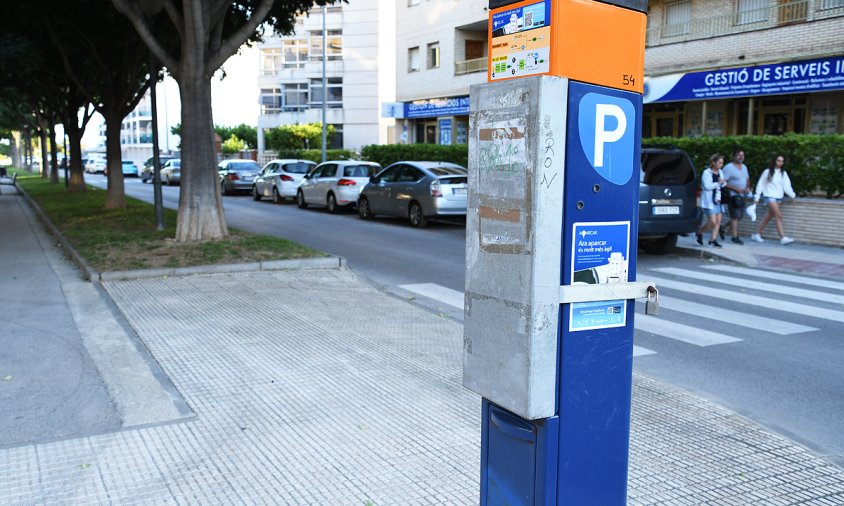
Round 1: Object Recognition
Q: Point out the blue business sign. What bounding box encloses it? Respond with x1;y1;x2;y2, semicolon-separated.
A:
439;119;452;145
406;96;470;119
577;93;636;186
644;56;844;103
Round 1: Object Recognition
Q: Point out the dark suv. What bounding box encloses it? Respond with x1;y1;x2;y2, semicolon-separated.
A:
637;146;699;254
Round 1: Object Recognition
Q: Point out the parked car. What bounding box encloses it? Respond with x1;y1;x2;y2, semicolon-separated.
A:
637;145;699;254
218;159;261;195
88;159;107;174
252;159;316;203
140;156;176;183
121;160;140;177
160;159;181;185
297;161;381;213
357;161;468;227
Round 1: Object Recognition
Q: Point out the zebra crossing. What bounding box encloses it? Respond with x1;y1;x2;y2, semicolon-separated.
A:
398;263;843;358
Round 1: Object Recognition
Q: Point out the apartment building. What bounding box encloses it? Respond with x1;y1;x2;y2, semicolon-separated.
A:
255;1;396;156
644;0;844;136
386;0;489;145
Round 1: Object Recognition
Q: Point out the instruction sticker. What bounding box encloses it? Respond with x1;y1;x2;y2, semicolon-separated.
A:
490;0;551;80
569;221;630;332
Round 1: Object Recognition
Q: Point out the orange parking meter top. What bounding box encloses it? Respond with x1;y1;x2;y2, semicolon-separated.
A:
488;0;646;94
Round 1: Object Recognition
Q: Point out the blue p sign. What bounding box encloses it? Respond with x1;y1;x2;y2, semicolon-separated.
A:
578;93;636;185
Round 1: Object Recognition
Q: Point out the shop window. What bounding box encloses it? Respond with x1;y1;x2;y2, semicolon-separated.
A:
408;47;421;72
809;105;838;134
664;0;691;36
736;0;769;25
309;78;343;108
427;42;440;69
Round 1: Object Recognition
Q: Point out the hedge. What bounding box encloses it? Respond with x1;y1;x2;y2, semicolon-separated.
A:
360;144;468;168
643;134;844;198
271;149;357;163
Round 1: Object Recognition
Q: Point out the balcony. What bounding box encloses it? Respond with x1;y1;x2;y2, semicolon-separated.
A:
455;57;487;75
647;0;844;46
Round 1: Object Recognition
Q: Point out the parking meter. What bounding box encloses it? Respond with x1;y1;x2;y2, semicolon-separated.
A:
464;0;651;503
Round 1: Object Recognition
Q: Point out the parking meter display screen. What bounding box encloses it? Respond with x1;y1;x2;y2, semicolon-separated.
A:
490;1;551;80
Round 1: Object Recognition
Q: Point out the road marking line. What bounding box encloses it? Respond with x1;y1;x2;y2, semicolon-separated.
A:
633;345;657;357
635;298;818;335
646;275;844;323
399;283;463;309
702;264;844;292
635;316;742;346
652;267;844;305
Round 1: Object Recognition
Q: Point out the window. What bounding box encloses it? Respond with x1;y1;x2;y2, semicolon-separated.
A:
736;0;769;25
819;0;843;9
260;48;283;75
309;78;343;108
408;47;421;72
427;42;440;69
260;88;282;113
329;124;343;149
282;39;308;68
282;83;308;111
664;0;691;36
398;166;423;182
309;30;343;61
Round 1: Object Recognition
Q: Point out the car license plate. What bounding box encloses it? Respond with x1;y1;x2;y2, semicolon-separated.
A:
452;187;467;195
653;206;680;216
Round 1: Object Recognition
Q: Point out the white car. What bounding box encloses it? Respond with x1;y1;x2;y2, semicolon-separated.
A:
297;161;382;213
252;159;316;203
88;159;107;174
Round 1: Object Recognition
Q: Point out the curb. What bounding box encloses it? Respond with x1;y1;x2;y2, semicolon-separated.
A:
15;182;345;283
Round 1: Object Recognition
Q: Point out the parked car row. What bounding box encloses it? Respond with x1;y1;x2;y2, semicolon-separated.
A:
221;158;469;227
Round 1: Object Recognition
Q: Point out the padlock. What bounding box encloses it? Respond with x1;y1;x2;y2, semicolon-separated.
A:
645;286;659;316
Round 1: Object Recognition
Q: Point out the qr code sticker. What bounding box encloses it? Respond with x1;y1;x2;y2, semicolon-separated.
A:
524;11;533;28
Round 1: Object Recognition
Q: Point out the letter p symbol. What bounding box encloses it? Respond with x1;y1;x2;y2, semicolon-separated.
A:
593;104;627;168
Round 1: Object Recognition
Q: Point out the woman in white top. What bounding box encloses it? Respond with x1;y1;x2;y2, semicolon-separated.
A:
696;153;727;248
751;155;796;245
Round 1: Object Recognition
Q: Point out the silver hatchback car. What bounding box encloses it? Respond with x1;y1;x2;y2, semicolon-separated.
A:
357;161;468;227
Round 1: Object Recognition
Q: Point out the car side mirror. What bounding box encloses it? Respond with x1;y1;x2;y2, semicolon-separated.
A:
303;173;312;179
370;176;379;184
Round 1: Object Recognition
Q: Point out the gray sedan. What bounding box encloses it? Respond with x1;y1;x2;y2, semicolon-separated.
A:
357;161;468;227
219;159;261;195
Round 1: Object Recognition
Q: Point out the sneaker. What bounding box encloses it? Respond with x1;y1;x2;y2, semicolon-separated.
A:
708;240;722;248
750;233;764;243
780;236;794;245
695;233;703;246
731;236;744;245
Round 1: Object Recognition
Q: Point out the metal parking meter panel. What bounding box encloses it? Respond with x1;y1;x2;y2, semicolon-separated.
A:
464;76;567;421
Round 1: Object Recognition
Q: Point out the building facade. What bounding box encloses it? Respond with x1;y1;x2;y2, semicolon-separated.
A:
643;0;844;137
388;0;489;146
255;1;396;157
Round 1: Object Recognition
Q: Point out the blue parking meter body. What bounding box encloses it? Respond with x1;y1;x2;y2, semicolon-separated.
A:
464;0;647;504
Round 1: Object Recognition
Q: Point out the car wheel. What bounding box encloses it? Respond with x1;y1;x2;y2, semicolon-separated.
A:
252;186;261;201
409;202;427;228
273;187;283;204
327;193;338;214
165;176;171;186
358;197;373;219
297;190;308;209
640;234;678;255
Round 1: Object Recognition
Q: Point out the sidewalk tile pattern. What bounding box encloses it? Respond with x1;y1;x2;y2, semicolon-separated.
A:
1;269;843;504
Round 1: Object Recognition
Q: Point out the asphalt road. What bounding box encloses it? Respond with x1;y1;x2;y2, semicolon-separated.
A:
90;174;844;467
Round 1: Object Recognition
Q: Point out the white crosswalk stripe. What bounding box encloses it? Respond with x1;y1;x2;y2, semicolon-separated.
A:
633;345;657;357
653;267;844;305
635;315;742;346
646;275;844;324
702;264;844;292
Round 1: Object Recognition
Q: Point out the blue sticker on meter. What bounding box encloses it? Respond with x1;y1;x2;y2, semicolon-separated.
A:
577;93;636;185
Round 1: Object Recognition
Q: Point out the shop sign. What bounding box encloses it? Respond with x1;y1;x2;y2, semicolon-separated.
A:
406;96;470;119
644;56;844;103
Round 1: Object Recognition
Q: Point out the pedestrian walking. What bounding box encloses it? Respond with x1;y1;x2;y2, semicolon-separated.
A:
751;155;797;245
696;153;726;248
721;148;751;244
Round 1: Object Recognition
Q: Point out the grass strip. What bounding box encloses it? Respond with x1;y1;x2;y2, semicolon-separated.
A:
11;169;325;272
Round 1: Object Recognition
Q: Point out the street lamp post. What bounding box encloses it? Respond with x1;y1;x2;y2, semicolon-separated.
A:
321;5;327;163
140;0;165;230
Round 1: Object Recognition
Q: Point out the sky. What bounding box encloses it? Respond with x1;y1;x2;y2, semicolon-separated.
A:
79;45;259;150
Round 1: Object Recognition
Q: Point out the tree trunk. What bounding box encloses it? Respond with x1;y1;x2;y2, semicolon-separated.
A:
38;128;49;180
48;125;59;183
65;121;86;192
175;62;228;242
103;112;127;209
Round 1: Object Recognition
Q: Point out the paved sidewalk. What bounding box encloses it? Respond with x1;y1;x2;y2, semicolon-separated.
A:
2;182;844;504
